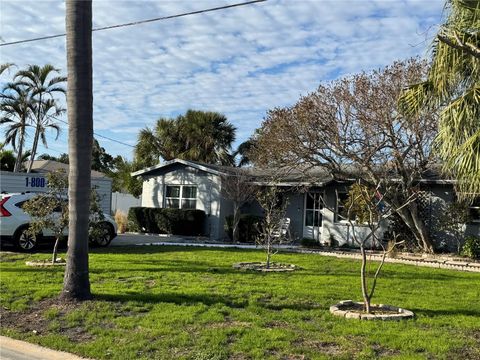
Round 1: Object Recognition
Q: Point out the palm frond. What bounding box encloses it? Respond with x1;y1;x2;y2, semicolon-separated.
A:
0;63;15;75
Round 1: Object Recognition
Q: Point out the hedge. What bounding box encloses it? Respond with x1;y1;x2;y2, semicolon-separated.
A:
224;214;263;243
128;207;206;236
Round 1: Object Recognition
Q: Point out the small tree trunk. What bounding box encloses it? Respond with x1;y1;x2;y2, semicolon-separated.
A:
52;236;60;264
266;238;271;269
232;203;240;243
360;244;371;313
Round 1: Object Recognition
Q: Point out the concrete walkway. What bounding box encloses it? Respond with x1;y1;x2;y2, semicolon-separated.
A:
0;336;90;360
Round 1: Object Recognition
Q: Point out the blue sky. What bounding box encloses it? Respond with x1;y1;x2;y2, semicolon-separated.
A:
0;0;444;161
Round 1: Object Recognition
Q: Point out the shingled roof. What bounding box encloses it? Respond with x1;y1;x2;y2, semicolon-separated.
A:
27;160;108;179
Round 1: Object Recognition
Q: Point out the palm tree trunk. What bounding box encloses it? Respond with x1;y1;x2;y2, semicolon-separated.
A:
13;119;26;172
61;0;93;301
26;122;41;173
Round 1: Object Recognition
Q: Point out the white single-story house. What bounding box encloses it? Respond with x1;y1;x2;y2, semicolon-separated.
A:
0;160;113;214
132;159;480;248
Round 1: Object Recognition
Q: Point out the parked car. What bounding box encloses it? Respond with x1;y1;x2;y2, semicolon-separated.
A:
0;192;117;251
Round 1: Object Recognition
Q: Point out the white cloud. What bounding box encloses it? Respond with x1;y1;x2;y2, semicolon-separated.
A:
1;0;444;161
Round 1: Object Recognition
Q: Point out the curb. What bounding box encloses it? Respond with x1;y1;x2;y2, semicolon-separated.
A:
0;336;91;360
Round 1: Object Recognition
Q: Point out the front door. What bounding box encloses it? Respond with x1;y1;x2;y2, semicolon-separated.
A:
303;192;323;242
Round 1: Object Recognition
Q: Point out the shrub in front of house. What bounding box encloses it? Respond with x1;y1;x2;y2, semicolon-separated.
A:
128;207;206;236
461;236;480;259
127;207;143;232
224;214;263;243
300;237;322;248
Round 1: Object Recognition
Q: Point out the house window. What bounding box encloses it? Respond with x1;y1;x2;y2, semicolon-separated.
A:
165;185;197;209
469;197;480;222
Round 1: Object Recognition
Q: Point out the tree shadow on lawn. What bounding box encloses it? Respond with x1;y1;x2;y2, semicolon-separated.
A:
378;268;476;281
410;307;480;318
94;291;248;308
89;264;312;277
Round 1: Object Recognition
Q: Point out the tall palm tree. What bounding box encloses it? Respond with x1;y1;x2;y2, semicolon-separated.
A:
135;109;236;166
0;82;33;171
400;0;480;199
62;0;93;301
14;64;66;172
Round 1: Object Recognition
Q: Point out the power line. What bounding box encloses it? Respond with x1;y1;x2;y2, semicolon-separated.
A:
0;0;267;47
52;117;136;148
94;133;135;149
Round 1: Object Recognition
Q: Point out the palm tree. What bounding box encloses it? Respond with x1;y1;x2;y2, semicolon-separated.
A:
135;110;236;166
30;97;64;158
400;0;480;199
14;64;66;173
0;63;14;76
62;0;93;301
234;138;256;167
0;82;33;171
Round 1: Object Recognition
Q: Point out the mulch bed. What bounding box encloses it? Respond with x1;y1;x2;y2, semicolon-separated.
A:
25;258;66;267
0;297;93;342
330;300;414;320
232;262;299;272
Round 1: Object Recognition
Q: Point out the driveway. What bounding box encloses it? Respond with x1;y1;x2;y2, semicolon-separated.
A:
110;233;217;247
110;233;181;246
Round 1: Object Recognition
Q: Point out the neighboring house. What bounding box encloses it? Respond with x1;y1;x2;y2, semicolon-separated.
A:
0;160;113;214
132;159;480;248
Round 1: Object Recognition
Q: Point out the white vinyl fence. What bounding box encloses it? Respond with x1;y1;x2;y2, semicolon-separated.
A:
111;192;141;214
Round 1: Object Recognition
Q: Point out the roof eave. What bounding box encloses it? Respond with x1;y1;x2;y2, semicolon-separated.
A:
131;159;228;177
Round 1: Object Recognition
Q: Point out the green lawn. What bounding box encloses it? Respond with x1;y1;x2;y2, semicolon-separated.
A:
1;246;479;360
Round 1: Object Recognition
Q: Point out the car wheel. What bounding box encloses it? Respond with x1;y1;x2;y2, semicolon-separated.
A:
92;222;114;247
14;226;38;252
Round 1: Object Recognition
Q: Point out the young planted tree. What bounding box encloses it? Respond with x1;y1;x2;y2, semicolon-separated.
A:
221;169;256;243
343;181;409;313
255;185;290;269
253;59;438;253
23;171;109;264
23;170;69;264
